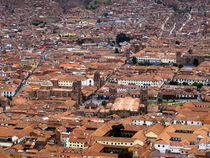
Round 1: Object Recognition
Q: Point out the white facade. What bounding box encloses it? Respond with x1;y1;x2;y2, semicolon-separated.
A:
199;141;210;150
173;120;203;125
154;143;170;153
58;78;94;87
0;70;7;77
174;78;208;86
0;136;18;147
131;120;153;126
118;79;163;88
136;56;161;63
1;90;15;97
154;143;193;154
161;58;176;64
65;138;88;149
82;78;94;86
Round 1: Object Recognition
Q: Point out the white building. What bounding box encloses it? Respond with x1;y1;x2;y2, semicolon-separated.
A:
1;88;16;97
117;75;164;88
154;124;210;155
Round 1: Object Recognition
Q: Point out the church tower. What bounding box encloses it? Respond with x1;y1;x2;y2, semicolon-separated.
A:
94;71;101;89
109;88;117;103
71;80;82;106
176;51;182;65
139;89;148;114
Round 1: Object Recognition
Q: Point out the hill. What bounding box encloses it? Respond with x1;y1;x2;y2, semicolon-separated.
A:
53;0;112;13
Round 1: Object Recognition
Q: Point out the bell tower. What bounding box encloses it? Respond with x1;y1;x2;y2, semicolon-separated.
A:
71;80;82;106
94;71;101;89
109;88;117;103
140;89;148;114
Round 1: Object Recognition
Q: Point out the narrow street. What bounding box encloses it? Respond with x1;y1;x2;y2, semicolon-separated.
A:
14;49;46;96
159;16;170;38
179;13;191;32
169;23;176;36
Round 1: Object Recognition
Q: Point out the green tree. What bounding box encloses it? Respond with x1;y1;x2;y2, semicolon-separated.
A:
118;148;133;158
156;0;162;4
132;56;137;64
157;98;163;103
102;12;108;17
7;96;12;101
192;82;198;87
178;64;183;68
169;81;178;85
102;101;107;107
76;39;84;45
160;106;167;113
197;83;203;90
188;48;192;54
172;63;178;67
97;19;101;23
175;40;180;45
31;19;43;26
116;33;130;46
192;82;203;90
115;48;119;53
193;58;199;66
182;82;188;85
112;124;124;137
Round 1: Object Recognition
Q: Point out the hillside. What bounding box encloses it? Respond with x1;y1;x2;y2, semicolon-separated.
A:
53;0;112;13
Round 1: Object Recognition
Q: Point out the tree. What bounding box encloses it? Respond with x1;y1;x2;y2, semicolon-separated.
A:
169;81;178;85
112;124;124;137
157;98;163;103
197;83;203;90
102;12;108;17
118;148;133;158
192;82;198;87
102;101;107;107
116;33;130;46
115;48;119;53
160;106;167;113
193;58;199;66
192;82;203;90
31;19;43;26
178;65;183;68
7;96;12;101
175;40;180;45
138;61;152;66
188;48;192;54
173;63;178;67
182;82;188;85
97;19;101;23
156;0;162;4
132;56;137;64
76;39;84;45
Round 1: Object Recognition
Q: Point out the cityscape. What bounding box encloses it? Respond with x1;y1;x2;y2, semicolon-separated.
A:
0;0;209;157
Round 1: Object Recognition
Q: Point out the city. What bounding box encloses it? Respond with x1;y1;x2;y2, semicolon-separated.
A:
0;0;209;157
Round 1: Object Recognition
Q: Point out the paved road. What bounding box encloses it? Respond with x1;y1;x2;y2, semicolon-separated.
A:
14;50;46;96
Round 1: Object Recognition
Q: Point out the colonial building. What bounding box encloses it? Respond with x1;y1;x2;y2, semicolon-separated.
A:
98;89;148;118
30;79;82;106
176;51;210;66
